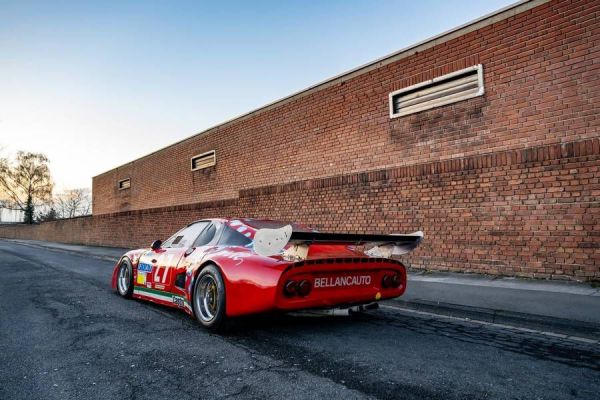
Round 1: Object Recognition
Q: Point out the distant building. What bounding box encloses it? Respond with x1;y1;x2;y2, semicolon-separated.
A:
0;208;24;224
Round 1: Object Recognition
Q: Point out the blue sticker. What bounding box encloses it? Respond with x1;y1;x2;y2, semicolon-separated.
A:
138;263;153;273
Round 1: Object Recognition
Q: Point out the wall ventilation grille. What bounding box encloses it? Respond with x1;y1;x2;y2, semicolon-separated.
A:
118;178;131;190
191;150;216;171
389;64;484;118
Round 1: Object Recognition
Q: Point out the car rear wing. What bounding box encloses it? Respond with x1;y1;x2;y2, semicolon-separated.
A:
253;225;423;259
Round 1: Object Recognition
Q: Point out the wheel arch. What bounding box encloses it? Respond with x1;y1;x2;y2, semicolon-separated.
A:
190;253;288;317
192;259;227;286
111;255;133;291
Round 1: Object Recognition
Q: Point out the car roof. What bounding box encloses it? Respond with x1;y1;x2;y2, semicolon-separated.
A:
186;218;312;231
188;217;287;225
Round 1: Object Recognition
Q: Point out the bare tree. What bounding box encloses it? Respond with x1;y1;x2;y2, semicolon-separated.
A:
0;147;8;207
55;188;91;218
0;152;54;224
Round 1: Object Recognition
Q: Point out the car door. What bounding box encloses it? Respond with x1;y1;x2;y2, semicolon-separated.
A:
136;221;209;292
171;221;221;291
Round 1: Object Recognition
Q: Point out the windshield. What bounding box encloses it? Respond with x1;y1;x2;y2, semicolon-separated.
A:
162;221;209;248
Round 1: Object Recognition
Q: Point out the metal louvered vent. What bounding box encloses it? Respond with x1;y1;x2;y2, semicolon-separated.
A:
389;64;484;118
118;178;131;190
191;150;216;171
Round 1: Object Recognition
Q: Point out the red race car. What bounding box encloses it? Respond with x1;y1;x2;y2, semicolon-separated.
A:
112;218;423;331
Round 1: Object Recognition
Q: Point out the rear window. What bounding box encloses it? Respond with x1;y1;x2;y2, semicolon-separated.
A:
218;225;253;247
193;223;217;246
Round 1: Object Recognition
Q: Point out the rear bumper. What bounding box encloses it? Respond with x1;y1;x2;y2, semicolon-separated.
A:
273;257;406;311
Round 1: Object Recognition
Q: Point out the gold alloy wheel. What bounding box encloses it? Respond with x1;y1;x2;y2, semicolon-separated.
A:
195;274;219;322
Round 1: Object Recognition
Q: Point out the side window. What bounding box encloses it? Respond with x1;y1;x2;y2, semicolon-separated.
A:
218;225;252;247
193;223;217;247
162;222;209;248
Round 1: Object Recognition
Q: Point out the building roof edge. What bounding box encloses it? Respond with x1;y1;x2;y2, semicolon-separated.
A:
93;0;549;179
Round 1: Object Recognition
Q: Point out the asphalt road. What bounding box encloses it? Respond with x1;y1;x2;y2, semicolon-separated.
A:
0;241;598;400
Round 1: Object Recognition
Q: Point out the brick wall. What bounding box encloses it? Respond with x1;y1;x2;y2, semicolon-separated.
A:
93;0;600;215
2;137;598;280
2;0;598;280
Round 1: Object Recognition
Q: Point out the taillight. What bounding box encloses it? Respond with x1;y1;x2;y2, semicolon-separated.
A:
284;279;312;297
297;280;312;296
284;280;297;297
391;273;401;288
382;275;392;288
382;273;401;288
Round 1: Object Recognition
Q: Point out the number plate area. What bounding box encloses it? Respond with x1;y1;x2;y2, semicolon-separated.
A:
313;274;373;289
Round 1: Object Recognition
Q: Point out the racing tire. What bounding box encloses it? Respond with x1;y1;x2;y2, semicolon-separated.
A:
116;258;134;298
193;264;228;332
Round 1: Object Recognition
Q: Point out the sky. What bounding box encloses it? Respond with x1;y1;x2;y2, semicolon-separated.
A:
0;0;515;192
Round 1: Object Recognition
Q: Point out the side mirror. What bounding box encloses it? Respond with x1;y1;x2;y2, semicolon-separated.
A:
150;240;162;251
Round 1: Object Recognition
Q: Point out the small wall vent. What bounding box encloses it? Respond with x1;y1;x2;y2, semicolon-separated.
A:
118;178;131;190
389;64;484;118
191;150;216;171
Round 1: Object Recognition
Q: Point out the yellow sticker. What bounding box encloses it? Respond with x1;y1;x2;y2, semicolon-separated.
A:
137;273;146;285
375;292;381;300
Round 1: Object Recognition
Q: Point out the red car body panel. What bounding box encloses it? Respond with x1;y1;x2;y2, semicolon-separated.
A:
112;218;416;318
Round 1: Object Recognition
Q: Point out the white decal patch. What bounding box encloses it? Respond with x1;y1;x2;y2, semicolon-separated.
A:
253;225;292;256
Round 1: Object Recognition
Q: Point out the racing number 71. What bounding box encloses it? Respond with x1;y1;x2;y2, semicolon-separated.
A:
154;266;168;283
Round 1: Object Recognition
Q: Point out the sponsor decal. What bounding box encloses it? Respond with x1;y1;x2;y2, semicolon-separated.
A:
133;287;193;313
138;263;153;273
136;272;146;285
314;275;372;288
172;296;185;308
155;284;165;290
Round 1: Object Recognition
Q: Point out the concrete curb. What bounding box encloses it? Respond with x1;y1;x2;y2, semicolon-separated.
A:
391;299;600;340
408;271;599;296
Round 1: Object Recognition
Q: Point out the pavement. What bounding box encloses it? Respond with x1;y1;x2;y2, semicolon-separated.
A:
4;239;128;262
1;239;599;400
401;271;600;339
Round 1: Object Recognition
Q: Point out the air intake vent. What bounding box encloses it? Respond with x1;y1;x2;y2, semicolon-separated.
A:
191;150;216;171
389;64;484;118
118;178;131;190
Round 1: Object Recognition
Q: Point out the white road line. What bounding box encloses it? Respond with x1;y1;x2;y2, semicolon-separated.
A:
380;303;600;345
